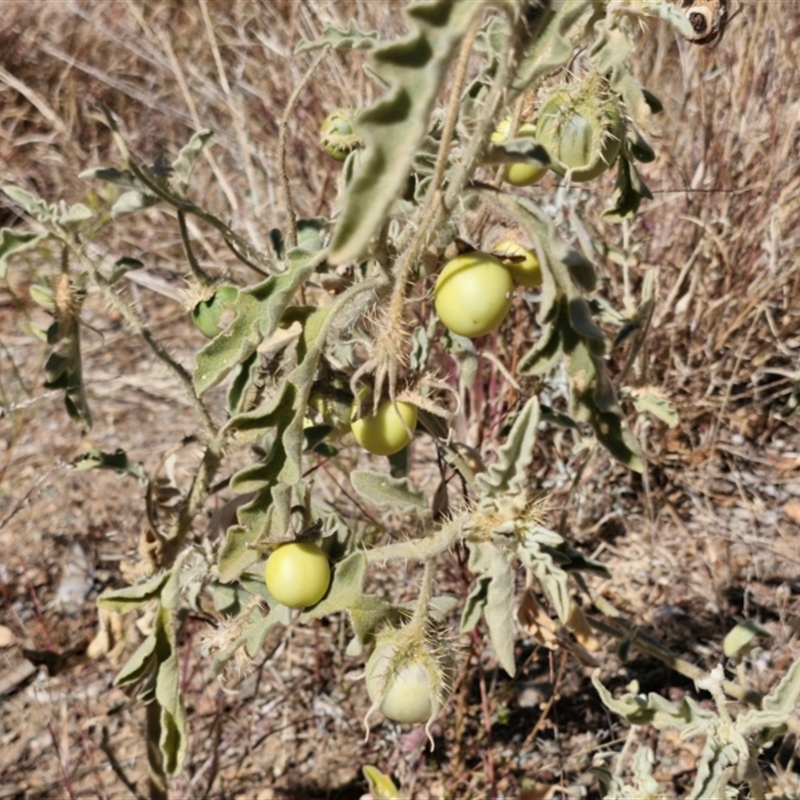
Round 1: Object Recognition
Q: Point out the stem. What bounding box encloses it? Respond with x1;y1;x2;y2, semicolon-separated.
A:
382;17;481;336
365;517;464;563
177;211;213;287
146;702;168;800
587;593;764;707
77;248;219;440
411;558;437;627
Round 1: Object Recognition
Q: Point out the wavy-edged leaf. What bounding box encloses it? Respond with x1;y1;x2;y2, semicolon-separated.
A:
111;190;159;219
194;252;323;395
72;447;147;483
0;228;47;278
593;671;715;731
351;469;428;515
476;396;540;498
295;19;381;53
302;552;398;651
461;540;516;676
627;385;679;428
114;632;157;687
2;185;58;225
602;156;653;223
329;0;483;264
98;571;171;613
170;128;213;197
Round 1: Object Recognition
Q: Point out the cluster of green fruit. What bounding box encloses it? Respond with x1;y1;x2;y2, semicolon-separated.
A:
189;84;627;732
263;541;442;727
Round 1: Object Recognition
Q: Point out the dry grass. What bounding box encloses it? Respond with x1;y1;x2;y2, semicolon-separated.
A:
1;1;800;798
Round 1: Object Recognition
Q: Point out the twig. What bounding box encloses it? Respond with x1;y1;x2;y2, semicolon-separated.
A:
77;249;219;440
99;726;148;800
177;210;213;287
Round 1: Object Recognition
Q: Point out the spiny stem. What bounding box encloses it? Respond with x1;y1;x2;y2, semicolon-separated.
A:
411;558;437;627
365;518;463;564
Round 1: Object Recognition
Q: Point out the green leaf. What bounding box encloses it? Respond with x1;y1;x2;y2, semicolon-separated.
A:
627;386;679;428
79;166;142;190
71;447;147;483
462;540;516;676
114;632;157;687
217;524;260;584
98;571;171;612
303;552;398;649
350;470;429;515
475;396;540;499
43;320;92;429
108;256;144;284
170;129;213;197
329;0;483;264
516;0;588;89
295;19;381;53
482;137;550;167
2;185;58;226
592;671;715;731
362;766;401;800
58;203;92;228
602;156;653;223
194;254;323;395
517;525;573;622
111;190;159;219
0;228;47;278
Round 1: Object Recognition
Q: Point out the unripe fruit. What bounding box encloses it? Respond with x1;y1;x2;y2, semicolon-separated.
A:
434;252;514;337
351;395;418;457
366;641;434;724
191;285;237;339
264;542;331;608
320;109;361;162
535;81;624;182
491;117;548;186
365;627;455;727
493;239;542;288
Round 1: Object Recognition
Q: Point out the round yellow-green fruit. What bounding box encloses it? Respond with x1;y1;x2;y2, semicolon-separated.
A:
351;397;418;456
264;542;331;608
492;240;542;289
491;117;548;186
365;641;435;724
434;251;514;337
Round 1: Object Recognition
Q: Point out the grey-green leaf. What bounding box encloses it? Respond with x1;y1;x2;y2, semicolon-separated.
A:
329;0;483;264
170;129;213;197
0;228;47;278
351;469;429;515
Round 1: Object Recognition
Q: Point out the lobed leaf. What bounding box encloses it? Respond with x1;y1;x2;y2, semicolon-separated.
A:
295;19;381;53
461;540;516;676
329;0;483;264
0;228;47;278
475;396;540;499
